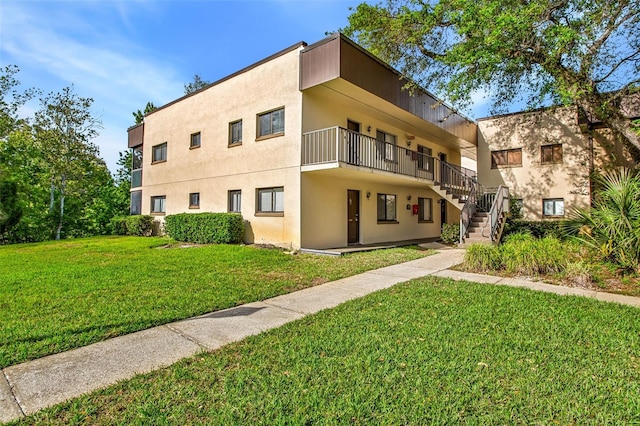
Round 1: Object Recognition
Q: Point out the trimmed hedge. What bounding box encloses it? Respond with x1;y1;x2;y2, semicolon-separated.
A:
441;223;460;245
110;215;154;236
503;219;565;239
164;213;244;244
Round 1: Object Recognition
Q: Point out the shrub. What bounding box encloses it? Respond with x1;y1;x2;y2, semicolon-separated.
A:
440;223;460;245
110;215;154;236
565;168;640;273
500;236;566;275
164;213;244;244
463;243;502;272
503;220;564;239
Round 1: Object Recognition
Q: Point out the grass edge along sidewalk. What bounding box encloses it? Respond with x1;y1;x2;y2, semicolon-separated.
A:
0;236;432;368
7;276;640;425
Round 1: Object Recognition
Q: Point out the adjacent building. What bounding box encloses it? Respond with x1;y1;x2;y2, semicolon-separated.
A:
127;33;479;249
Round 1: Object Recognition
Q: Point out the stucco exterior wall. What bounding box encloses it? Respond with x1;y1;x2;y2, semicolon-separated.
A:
138;47;304;248
477;107;591;220
300;174;448;249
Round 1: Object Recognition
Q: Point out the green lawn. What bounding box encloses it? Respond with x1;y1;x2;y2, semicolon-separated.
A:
0;236;430;368
16;277;640;425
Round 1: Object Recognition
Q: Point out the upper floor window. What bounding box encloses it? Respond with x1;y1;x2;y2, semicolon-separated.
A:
491;148;521;168
228;190;241;212
417;145;433;171
257;108;284;139
151;195;166;214
376;130;397;162
541;144;562;164
190;132;201;149
543;198;564;217
377;193;397;222
152;142;167;164
418;197;433;222
229;120;242;146
189;192;200;209
131;146;143;188
257;187;284;215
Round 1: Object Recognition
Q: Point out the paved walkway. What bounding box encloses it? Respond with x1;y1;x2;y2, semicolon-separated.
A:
2;248;639;423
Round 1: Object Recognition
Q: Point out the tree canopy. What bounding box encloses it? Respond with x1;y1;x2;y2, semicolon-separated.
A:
184;73;210;95
343;0;640;158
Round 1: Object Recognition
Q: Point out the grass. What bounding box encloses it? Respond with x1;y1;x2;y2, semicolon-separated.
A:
14;277;640;425
0;236;431;368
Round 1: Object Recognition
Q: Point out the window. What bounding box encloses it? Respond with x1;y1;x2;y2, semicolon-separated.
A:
228;120;242;146
152;142;167;163
376;130;397;162
190;132;201;149
131;146;143;188
257;187;284;214
228;190;241;212
543;198;564;217
189;192;200;209
541;144;562;164
377;193;397;222
130;190;142;215
418;197;433;222
151;195;166;214
257;108;284;138
491;148;522;168
417;145;433;170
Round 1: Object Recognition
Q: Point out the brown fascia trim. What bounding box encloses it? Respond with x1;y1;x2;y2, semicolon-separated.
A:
303;32;476;126
127;122;144;132
146;41;308;117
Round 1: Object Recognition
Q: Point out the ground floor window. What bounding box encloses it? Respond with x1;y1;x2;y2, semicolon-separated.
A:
377;193;397;222
228;190;241;212
151;195;166;214
543;198;564;217
189;192;200;209
418;197;433;222
257;187;284;214
130;190;142;215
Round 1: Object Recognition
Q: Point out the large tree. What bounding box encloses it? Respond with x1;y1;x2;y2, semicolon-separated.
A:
132;101;157;125
34;86;102;240
344;0;640;159
184;73;210;95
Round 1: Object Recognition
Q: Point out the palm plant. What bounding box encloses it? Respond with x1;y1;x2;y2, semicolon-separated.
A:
565;168;640;273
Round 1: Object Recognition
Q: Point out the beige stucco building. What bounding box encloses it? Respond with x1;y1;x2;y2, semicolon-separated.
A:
477;95;639;221
127;33;479;249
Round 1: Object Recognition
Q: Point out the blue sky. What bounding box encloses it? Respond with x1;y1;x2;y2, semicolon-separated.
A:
1;0;490;172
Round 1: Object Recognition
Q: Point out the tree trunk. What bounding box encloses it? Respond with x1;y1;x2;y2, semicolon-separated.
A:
55;177;65;240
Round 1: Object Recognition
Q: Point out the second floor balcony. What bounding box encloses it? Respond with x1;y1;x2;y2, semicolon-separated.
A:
302;126;476;185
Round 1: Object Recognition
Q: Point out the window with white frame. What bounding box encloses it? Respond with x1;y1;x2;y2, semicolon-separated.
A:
543;198;564;217
257;187;284;214
377;193;397;222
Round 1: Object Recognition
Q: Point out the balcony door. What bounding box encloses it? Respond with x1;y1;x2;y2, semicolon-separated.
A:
347;120;360;165
347;189;360;245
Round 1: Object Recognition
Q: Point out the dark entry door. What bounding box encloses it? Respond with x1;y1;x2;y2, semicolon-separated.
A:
347;190;360;244
438;152;447;184
347;120;360;165
440;199;447;227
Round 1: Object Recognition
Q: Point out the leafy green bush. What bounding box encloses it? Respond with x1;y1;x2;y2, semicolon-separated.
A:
463;233;574;277
110;215;154;236
164;213;244;244
565;168;640;273
503;219;564;239
463;243;501;272
440;223;460;245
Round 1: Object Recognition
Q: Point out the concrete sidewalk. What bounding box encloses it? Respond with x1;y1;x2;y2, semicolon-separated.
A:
2;248;639;423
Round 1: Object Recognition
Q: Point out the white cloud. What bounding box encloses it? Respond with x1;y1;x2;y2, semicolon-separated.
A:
0;1;183;171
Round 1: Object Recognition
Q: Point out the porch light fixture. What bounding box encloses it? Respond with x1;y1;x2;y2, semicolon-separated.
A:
366;191;371;199
406;140;412;147
407;195;412;201
367;125;371;133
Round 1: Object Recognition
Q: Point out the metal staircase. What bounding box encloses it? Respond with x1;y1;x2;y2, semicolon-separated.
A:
432;162;509;246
